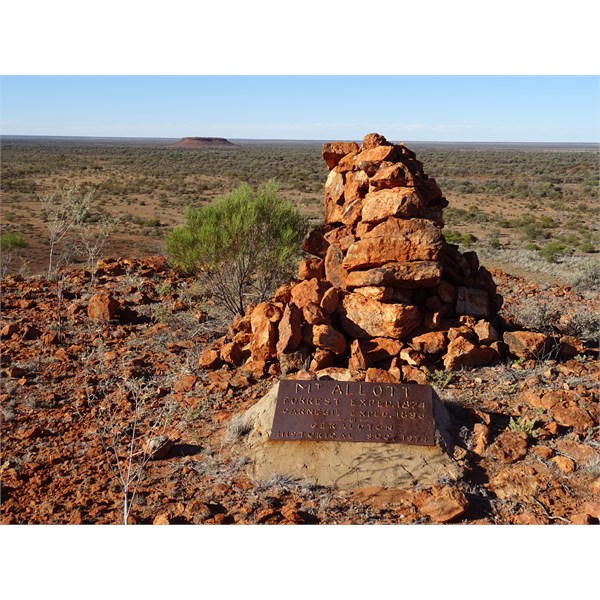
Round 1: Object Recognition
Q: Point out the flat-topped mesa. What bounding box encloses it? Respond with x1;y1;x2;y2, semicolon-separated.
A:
199;133;504;379
172;137;236;148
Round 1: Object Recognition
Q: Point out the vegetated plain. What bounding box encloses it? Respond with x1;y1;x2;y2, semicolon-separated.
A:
1;136;598;284
1;136;599;525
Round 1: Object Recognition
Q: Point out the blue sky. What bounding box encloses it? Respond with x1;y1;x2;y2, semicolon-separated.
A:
1;75;598;142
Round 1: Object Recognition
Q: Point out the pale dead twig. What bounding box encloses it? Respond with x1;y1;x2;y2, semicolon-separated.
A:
531;497;571;524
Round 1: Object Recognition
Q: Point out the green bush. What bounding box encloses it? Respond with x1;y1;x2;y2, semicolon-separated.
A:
579;242;595;253
0;232;27;250
538;241;572;263
0;232;28;276
165;180;308;316
144;217;161;228
488;236;501;249
461;233;477;248
538;216;557;229
507;416;539;439
443;230;462;244
443;230;478;248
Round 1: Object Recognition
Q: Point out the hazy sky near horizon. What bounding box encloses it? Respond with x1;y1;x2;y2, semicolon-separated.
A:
1;75;598;142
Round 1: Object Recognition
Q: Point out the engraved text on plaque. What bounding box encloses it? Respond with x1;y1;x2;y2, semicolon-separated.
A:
270;380;435;446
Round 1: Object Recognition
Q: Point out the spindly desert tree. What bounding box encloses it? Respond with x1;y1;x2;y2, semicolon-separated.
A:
166;180;308;316
40;184;118;282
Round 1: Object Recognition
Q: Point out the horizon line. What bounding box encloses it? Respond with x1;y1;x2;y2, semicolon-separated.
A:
2;134;598;146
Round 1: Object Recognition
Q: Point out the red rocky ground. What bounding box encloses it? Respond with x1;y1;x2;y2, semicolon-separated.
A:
1;257;598;525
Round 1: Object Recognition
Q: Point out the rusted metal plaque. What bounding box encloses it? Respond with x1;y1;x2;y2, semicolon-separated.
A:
270;380;435;446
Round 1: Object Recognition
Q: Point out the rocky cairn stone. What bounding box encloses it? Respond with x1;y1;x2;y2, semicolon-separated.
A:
200;133;504;378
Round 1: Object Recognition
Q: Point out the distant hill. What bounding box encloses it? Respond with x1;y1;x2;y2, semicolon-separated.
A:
172;137;236;148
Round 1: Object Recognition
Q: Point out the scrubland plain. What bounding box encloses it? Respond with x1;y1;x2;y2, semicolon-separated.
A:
1;137;598;284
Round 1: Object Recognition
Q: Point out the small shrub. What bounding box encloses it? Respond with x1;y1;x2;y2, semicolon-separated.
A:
443;231;478;248
224;415;252;444
461;233;477;248
40;185;112;280
165;180;308;316
155;282;172;298
428;369;453;389
488;228;501;249
563;310;600;341
150;304;168;324
0;232;27;250
538;241;572;263
443;230;462;244
0;232;28;276
579;242;595;253
507;416;539;439
538;216;557;229
569;262;600;292
503;298;561;334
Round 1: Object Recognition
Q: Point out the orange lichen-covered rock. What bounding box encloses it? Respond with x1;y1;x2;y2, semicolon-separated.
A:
338;293;421;339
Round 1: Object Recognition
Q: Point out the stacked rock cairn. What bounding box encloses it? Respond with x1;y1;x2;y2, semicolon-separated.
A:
199;133;504;382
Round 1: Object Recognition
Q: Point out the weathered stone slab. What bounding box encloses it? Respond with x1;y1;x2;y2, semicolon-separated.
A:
341;197;365;227
324;169;345;223
345;261;442;289
358;337;404;365
343;218;443;271
443;336;498;370
309;324;347;354
503;330;549;359
276;304;302;354
297;257;324;281
290;278;330;309
351;285;413;303
249;302;282;361
324;243;346;289
231;381;464;490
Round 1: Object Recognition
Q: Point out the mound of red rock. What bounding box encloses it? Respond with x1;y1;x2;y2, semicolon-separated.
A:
200;133;504;381
172;137;235;148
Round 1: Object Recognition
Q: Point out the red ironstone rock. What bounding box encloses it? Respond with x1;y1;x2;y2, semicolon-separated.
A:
443;336;497;370
322;141;360;169
338;293;421;339
87;293;118;321
343;218;443;271
503;331;549;359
